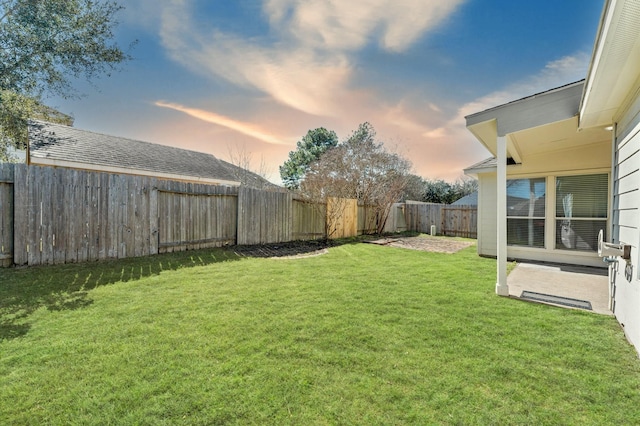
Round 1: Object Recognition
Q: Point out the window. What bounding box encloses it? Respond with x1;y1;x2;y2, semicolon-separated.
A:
555;174;608;252
507;178;546;248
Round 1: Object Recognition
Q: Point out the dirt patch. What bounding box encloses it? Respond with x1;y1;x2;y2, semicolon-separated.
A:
366;235;474;254
230;235;474;259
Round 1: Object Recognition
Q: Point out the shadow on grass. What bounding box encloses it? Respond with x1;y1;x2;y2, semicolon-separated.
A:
0;235;386;341
0;247;244;341
0;237;374;341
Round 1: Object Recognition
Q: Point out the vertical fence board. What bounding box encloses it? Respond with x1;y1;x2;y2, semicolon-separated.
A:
40;166;54;264
97;172;108;260
106;173;117;258
52;168;64;264
64;169;76;263
149;183;159;255
0;163;15;267
13;164;27;265
27;165;40;265
134;177;143;257
78;170;90;263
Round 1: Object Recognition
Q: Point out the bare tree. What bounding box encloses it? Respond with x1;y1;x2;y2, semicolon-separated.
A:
300;123;411;234
225;144;275;190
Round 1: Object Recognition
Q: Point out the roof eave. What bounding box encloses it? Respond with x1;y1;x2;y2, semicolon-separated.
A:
465;82;583;157
579;0;640;130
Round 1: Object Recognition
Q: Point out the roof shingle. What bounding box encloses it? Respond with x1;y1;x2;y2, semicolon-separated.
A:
28;120;252;186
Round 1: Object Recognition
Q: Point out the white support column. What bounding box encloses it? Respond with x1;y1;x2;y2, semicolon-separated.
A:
496;135;509;296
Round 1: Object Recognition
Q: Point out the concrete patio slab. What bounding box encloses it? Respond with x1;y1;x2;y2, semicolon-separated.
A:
507;262;612;315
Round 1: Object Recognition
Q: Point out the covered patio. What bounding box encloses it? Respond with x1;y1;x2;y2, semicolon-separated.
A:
465;80;613;298
508;261;611;315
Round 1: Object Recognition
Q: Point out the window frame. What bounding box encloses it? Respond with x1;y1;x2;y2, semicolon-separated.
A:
502;172;610;255
505;177;547;249
553;173;609;253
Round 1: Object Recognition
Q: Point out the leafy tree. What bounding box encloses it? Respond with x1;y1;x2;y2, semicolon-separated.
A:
300;122;411;234
0;91;74;161
424;179;453;204
402;174;428;202
279;127;338;189
0;0;132;159
451;177;477;203
423;178;477;204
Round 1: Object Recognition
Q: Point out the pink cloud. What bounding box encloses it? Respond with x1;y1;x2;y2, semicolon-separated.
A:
155;101;293;146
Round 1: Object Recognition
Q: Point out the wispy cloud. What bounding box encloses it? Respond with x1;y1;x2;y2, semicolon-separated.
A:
456;52;591;120
422;51;592;162
154;0;466;116
264;0;465;52
155;101;291;145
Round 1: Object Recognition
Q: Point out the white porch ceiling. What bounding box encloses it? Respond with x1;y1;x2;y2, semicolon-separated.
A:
580;0;640;129
464;82;610;162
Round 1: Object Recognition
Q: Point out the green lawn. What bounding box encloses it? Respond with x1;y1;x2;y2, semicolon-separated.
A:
1;240;639;425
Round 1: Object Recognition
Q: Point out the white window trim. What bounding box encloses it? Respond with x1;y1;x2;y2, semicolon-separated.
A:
505;171;610;257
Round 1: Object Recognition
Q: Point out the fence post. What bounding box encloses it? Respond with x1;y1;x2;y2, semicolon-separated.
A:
0;163;15;267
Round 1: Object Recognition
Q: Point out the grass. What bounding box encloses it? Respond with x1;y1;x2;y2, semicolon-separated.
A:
1;239;640;424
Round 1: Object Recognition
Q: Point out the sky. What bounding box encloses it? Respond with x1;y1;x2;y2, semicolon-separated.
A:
49;0;605;184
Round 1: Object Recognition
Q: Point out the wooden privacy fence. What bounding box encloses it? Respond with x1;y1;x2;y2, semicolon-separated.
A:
6;164;241;266
0;163;384;267
3;163;477;267
404;202;477;238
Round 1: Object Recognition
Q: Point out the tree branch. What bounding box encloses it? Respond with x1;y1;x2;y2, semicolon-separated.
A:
0;5;14;23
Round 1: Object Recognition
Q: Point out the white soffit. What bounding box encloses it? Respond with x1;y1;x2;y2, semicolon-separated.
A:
465;82;583;157
580;0;640;129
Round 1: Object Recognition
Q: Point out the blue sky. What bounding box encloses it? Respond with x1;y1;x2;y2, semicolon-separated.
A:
49;0;604;183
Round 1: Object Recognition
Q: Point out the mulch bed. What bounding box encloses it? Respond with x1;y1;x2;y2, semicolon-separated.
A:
231;239;333;259
230;235;473;259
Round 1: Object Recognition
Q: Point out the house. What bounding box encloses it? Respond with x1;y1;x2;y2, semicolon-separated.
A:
27;120;278;190
464;0;640;352
451;191;477;206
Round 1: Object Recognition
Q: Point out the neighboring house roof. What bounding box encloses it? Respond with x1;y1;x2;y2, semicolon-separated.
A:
218;158;282;191
28;120;277;189
464;157;497;175
451;191;478;206
463;156;520;176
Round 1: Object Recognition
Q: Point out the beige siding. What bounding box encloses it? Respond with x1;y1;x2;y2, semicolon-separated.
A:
477;173;497;257
476;140;611;267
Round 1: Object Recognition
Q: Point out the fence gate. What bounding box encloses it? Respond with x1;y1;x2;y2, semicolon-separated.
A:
326;197;358;239
441;205;478;238
157;189;238;253
0;164;14;267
